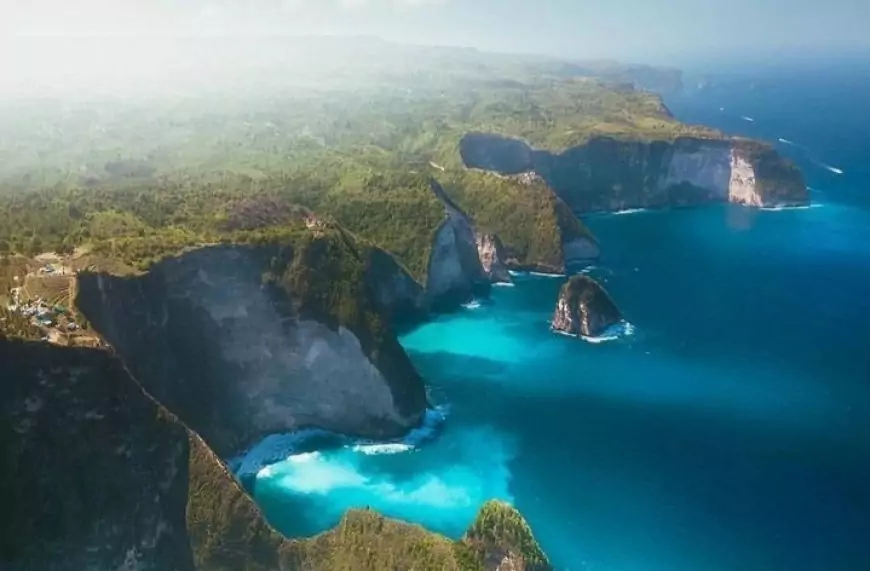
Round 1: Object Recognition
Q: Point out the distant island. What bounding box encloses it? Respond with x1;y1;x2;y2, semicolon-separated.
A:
0;37;807;570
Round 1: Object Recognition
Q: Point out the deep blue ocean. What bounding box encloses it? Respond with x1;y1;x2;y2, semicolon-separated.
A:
244;62;870;571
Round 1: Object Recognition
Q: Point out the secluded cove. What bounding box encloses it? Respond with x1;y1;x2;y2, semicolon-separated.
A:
246;198;869;570
243;66;870;571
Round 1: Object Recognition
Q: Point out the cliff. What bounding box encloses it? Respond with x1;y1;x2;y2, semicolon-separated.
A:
461;133;808;213
552;275;622;337
439;172;600;275
282;501;551;571
75;231;429;458
0;336;552;570
0;339;283;571
426;180;491;308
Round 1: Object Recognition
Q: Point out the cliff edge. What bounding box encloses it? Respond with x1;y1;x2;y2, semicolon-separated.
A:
75;229;429;457
461;133;808;212
0;335;552;570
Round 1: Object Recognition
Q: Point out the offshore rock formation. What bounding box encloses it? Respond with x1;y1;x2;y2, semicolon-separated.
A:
552;275;623;337
76;236;429;458
0;337;553;571
460;133;808;213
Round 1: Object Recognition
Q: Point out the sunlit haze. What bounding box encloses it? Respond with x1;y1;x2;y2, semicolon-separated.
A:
2;0;869;97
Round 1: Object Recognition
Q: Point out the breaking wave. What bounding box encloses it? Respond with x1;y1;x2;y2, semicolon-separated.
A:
613;208;649;216
760;203;823;212
741;116;755;122
552;321;636;344
582;321;636;344
254;421;516;538
777;137;807;150
232;407;448;478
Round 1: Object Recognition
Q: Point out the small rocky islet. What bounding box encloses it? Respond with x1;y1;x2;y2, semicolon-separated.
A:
551;275;624;338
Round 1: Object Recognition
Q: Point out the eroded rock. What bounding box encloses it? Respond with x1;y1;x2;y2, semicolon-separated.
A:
551;275;622;337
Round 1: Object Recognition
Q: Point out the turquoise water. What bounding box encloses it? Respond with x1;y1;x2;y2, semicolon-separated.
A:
247;65;870;570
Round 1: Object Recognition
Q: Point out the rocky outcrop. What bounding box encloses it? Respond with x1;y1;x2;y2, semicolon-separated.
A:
552;275;622;337
460;133;808;213
425;179;490;307
476;232;512;284
76;236;429;458
0;337;553;571
283;500;552;571
464;501;552;571
0;339;283;571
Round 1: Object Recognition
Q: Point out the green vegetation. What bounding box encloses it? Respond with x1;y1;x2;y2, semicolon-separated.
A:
0;40;707;283
187;433;284;571
2;333;550;570
464;500;551;571
279;501;550;571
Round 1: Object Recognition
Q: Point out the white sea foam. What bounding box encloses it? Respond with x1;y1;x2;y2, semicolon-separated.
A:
257;425;516;532
508;270;527;277
233;407;448;477
351;443;415;455
581;321;636;344
462;300;482;310
612;208;649;216
552;321;635;344
492;281;516;288
232;428;329;477
552;329;578;339
529;271;565;278
760;203;823;212
741;116;755;122
823;164;844;175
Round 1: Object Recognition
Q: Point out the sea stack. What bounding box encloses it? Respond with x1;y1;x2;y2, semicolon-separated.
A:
552;275;622;337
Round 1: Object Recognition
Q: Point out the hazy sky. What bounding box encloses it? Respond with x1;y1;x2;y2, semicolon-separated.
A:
4;0;870;63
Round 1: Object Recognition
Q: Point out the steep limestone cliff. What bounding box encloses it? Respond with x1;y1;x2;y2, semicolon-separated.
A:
552;276;622;337
0;337;553;571
425;180;491;307
476;233;512;284
461;133;807;213
76;232;429;458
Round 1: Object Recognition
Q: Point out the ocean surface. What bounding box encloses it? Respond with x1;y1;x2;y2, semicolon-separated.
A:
242;63;870;571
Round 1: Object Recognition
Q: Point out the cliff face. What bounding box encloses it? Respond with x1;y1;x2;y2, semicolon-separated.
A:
363;246;427;324
551;276;622;337
425;180;491;307
76;237;428;458
0;339;282;571
476;233;512;284
1;337;552;571
461;133;808;213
